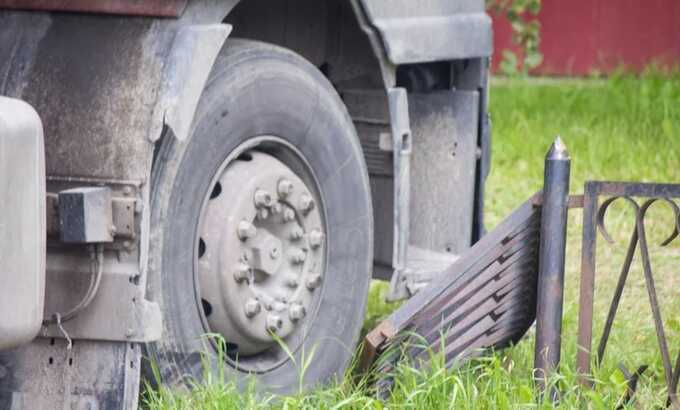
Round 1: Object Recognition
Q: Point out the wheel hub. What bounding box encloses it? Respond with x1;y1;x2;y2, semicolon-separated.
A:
198;151;325;356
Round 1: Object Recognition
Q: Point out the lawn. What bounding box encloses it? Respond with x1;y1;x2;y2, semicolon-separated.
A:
144;71;680;409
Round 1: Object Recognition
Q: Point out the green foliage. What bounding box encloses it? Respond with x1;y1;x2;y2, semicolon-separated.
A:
487;69;680;223
487;0;543;76
144;71;680;409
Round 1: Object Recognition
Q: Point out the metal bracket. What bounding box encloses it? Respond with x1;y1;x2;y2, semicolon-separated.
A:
47;190;137;241
40;267;162;343
343;87;412;300
41;177;161;343
386;87;413;301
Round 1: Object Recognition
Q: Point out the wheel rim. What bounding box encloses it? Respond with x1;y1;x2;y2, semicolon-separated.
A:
195;137;327;372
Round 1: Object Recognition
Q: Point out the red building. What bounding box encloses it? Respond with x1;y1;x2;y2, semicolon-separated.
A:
492;0;680;75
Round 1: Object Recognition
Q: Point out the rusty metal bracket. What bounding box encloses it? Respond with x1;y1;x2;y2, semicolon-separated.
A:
361;321;397;373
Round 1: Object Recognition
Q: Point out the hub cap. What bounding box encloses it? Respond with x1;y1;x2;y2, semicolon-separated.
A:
197;150;326;356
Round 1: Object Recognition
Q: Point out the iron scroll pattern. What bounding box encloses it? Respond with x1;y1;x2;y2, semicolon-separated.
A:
575;181;680;408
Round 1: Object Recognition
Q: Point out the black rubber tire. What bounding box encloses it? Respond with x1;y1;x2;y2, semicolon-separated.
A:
145;39;373;394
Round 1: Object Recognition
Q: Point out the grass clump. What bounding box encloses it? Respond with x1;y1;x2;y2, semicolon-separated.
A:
144;71;680;409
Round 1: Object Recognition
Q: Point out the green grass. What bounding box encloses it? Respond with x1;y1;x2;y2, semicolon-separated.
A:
144;71;680;409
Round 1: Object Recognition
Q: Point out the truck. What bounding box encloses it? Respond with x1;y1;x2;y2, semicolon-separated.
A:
0;1;492;408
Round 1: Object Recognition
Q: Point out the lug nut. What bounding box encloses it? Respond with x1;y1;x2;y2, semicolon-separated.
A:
290;226;303;241
299;194;315;213
289;304;306;321
254;189;273;207
270;202;283;214
306;274;322;290
290;249;306;265
244;299;261;318
308;229;324;249
277;179;294;198
237;220;256;240
283;208;296;222
285;276;299;288
273;301;287;312
233;263;250;283
257;207;269;220
266;314;283;333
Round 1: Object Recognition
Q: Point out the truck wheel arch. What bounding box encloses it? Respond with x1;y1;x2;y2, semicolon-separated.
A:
222;0;390;90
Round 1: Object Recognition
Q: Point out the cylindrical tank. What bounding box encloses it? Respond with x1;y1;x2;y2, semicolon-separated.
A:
0;97;45;350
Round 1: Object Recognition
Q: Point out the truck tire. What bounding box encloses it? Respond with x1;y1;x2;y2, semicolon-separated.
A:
145;39;373;394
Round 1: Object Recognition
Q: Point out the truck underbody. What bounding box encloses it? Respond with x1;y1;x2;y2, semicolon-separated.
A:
0;1;492;408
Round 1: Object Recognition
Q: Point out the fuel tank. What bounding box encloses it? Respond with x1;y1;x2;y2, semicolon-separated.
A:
0;97;45;350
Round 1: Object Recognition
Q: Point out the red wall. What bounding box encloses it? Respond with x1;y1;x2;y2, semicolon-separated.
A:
491;0;680;75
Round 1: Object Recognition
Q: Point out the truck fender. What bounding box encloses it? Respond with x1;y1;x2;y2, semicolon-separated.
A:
149;24;232;143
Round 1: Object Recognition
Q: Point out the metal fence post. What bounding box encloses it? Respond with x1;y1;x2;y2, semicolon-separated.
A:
534;136;571;399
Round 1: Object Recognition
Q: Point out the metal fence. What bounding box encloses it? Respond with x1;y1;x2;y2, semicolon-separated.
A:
576;181;680;407
364;138;679;407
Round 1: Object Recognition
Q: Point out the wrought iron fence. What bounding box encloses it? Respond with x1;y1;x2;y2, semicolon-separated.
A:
576;181;680;408
363;138;679;407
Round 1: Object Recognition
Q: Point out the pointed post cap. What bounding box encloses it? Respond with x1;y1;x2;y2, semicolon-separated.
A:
546;136;570;160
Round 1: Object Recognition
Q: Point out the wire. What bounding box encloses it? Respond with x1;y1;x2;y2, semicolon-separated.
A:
43;244;104;325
